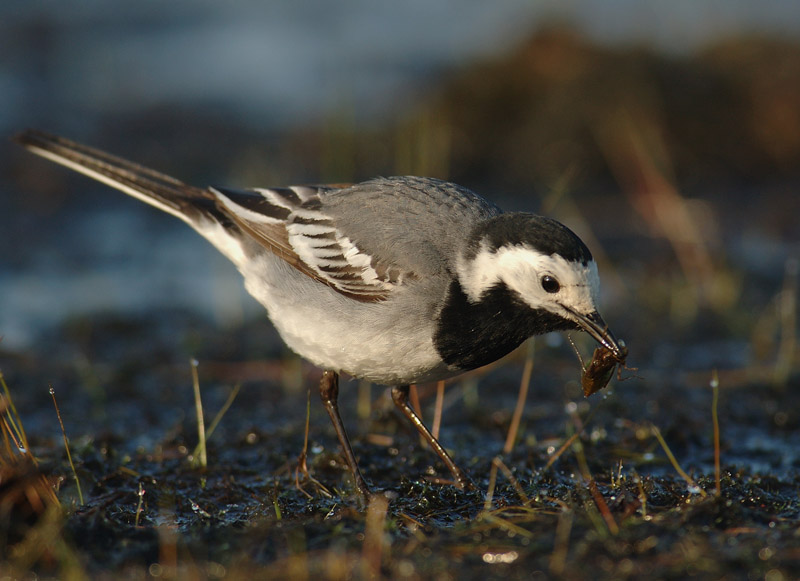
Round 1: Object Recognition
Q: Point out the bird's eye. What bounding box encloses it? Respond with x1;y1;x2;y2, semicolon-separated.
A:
541;275;560;293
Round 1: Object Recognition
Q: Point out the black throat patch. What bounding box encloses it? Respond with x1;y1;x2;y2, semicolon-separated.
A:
433;279;578;371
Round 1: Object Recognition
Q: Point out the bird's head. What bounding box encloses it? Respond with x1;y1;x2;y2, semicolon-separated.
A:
456;213;621;356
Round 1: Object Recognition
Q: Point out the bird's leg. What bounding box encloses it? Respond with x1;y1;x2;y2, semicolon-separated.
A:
294;387;332;499
391;385;475;491
319;370;371;499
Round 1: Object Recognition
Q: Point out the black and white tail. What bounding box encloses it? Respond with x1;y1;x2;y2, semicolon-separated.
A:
12;130;258;265
13;130;394;300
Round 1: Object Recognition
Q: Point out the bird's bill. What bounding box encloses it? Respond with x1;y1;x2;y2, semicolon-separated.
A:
571;310;622;357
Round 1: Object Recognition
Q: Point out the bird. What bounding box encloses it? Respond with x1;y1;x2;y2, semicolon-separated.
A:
13;130;622;500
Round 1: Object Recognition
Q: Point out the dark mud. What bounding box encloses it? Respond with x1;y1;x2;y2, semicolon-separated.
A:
1;305;798;579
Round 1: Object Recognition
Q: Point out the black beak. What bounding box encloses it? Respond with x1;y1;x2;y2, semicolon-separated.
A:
571;310;622;357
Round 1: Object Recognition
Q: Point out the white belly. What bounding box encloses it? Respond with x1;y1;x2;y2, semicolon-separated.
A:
239;254;453;385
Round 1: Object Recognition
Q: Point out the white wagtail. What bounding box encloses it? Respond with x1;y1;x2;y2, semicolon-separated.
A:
14;130;621;498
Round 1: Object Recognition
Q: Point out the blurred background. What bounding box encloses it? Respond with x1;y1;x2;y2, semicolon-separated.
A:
1;1;799;399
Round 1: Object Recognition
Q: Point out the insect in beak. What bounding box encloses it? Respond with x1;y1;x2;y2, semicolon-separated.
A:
569;309;623;358
580;340;629;396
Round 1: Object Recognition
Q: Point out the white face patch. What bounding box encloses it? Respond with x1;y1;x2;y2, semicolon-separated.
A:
456;242;600;319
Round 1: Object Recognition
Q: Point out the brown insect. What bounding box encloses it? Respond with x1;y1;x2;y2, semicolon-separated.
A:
567;338;630;397
582;342;629;396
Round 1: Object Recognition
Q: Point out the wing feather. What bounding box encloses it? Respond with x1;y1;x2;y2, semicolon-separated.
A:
212;186;411;301
14;130;416;304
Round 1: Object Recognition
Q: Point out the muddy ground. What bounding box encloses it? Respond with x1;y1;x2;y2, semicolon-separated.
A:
1;303;798;580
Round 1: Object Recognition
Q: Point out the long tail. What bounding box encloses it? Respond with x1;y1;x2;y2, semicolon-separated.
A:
13;129;251;266
12;130;219;228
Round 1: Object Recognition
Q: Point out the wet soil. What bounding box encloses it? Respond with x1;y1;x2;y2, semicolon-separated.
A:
1;305;798;579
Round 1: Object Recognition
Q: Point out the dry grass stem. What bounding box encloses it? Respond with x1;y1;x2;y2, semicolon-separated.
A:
493;456;531;505
1;371;31;457
484;458;500;511
544;432;581;471
205;384;241;442
544;400;604;472
569;412;619;536
190;359;207;469
549;507;574;576
362;493;389;580
774;257;798;387
408;384;422;419
504;340;535;454
357;379;371;421
191;384;241;461
588;479;619;535
1;412;22;457
135;482;145;527
651;424;707;498
156;510;179;578
632;471;648;519
431;381;445;440
479;512;535;539
49;386;83;505
710;370;722;496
